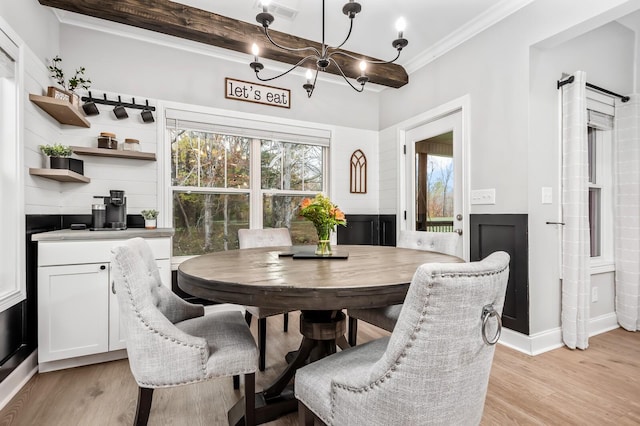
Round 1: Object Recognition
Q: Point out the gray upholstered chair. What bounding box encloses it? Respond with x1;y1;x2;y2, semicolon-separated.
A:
238;227;293;371
110;238;258;426
348;230;460;345
296;251;510;426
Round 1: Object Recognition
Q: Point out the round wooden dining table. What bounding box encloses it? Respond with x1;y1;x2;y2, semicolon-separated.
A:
178;244;461;425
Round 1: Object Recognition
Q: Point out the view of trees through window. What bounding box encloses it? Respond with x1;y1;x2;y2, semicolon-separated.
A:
416;153;454;231
171;126;324;256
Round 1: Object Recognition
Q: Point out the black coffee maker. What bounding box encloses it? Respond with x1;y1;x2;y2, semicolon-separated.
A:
94;189;127;230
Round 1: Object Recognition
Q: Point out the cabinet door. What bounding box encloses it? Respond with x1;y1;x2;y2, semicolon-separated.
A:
38;263;109;362
109;258;171;351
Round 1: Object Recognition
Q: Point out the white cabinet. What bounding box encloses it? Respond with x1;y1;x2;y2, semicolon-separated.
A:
38;263;109;362
36;234;172;371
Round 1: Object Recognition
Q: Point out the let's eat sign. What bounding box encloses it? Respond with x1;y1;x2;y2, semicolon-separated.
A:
225;78;291;109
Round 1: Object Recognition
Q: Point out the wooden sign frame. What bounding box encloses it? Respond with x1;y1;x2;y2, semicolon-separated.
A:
225;78;291;109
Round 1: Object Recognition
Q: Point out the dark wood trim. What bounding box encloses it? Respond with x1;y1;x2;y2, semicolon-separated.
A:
37;0;409;89
469;214;529;335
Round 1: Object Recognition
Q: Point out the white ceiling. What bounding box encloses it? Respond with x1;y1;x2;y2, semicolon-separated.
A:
170;0;534;73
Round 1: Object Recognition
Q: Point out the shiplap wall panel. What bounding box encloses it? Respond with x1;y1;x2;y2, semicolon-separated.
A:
23;65;161;215
23;49;64;214
378;126;398;215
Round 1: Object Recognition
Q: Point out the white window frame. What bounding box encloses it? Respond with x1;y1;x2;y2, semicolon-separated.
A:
164;106;331;267
0;22;25;313
586;90;614;274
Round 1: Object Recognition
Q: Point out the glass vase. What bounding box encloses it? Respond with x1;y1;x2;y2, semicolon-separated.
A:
315;224;333;256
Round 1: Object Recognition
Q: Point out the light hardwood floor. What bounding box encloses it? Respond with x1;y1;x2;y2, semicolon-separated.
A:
1;313;638;425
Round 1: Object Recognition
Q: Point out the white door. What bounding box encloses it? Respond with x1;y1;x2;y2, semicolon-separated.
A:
405;111;466;258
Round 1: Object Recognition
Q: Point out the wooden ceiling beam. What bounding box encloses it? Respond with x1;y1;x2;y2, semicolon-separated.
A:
38;0;409;89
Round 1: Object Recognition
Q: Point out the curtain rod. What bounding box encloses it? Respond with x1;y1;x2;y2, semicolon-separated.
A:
557;76;630;103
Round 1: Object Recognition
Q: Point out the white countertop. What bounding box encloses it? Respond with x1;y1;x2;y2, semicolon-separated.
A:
32;227;174;241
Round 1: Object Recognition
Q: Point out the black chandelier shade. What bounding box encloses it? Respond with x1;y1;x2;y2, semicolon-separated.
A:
250;0;408;98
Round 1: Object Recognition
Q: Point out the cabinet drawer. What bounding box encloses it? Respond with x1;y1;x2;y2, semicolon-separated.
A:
38;237;171;266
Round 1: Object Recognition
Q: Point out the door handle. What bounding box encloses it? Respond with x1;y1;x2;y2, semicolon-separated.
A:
454;229;463;236
112;281;116;294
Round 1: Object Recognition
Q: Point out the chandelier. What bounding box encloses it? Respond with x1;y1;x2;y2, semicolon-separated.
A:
250;0;408;98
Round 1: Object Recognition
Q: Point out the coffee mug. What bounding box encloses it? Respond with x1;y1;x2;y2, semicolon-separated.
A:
82;101;100;116
141;108;154;123
113;105;128;119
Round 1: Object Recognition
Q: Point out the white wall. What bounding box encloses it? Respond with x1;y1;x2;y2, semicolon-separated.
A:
329;126;379;215
53;92;160;215
528;21;634;333
379;0;640;214
0;0;59;61
15;1;381;216
378;0;640;339
378;126;398;215
58;24;380;131
9;0;640;344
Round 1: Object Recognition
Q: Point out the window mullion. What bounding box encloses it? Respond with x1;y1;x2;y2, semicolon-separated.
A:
251;138;262;228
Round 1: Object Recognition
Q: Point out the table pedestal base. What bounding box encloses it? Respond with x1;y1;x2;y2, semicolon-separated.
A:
229;310;347;425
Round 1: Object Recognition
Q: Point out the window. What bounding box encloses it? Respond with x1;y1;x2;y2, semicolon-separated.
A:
0;28;24;312
168;113;328;257
586;107;613;263
414;134;454;232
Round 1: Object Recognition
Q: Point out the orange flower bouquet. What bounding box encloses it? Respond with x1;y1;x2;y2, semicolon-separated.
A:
298;194;347;256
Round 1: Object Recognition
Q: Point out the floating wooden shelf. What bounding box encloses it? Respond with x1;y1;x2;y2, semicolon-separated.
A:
29;168;91;183
71;146;156;161
29;94;91;128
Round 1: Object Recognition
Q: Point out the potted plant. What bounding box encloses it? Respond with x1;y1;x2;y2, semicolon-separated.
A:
39;143;84;175
141;209;159;229
47;55;92;107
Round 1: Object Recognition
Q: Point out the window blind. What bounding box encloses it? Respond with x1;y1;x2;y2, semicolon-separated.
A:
166;108;331;146
586;88;614;130
587;110;613;130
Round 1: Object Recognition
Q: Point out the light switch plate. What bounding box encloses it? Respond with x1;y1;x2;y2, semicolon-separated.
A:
542;187;552;204
471;188;496;205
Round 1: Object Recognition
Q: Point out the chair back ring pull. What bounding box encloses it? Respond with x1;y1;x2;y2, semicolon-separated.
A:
481;304;502;345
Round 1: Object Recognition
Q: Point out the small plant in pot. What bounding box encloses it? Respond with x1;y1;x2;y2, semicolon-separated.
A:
47;55;91;107
39;143;84;175
141;209;159;229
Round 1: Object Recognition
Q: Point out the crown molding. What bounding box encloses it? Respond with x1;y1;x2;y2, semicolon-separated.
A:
404;0;534;75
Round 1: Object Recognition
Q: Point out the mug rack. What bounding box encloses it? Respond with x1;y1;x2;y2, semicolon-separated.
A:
81;92;156;111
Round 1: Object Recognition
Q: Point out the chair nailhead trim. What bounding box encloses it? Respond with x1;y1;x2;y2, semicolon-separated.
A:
330;261;509;421
121;274;209;374
138;368;256;387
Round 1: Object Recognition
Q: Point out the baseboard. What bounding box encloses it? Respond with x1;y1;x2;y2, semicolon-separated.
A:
499;312;620;356
589;312;620;335
499;326;565;355
38;349;127;373
0;350;38;411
